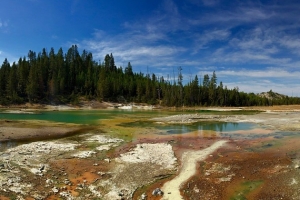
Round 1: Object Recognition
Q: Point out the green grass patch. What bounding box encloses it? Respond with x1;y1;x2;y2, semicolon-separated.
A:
230;180;263;200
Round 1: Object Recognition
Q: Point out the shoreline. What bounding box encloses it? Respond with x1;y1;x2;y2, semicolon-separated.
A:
2;102;300;111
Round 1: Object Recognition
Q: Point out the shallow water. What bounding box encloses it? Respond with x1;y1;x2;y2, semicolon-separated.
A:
0;109;261;124
0;109;167;124
120;120;256;133
159;122;256;134
0;109;280;151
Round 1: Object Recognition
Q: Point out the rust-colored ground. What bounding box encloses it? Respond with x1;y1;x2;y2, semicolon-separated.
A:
131;134;300;200
178;137;300;200
46;158;111;199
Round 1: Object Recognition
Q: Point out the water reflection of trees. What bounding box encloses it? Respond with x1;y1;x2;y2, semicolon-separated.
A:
163;122;250;135
197;122;234;133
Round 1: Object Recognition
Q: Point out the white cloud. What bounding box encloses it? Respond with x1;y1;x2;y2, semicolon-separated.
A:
194;68;300;96
81;29;187;68
192;29;231;53
224;80;299;96
79;0;191;68
216;69;300;78
201;23;300;70
0;19;8;28
189;6;273;26
278;35;300;56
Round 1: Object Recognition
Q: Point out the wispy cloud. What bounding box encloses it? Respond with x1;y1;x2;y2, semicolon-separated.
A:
192;29;231;53
82;30;186;67
0;19;8;28
194;68;300;95
75;0;300;95
224;80;300;96
123;0;183;34
80;0;189;68
189;6;273;26
216;69;300;78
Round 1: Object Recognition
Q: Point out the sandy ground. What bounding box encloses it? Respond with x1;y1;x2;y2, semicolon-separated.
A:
162;140;227;200
0;120;86;142
0;126;81;141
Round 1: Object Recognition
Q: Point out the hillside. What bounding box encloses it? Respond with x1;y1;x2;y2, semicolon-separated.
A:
258;90;287;100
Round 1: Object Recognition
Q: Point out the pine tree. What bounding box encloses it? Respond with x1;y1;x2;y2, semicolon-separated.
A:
209;71;217;105
0;59;11;102
125;62;133;76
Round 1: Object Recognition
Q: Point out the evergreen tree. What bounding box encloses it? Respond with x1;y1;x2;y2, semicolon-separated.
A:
17;57;29;99
1;46;300;107
0;59;11;102
209;71;217;105
7;63;17;97
109;53;116;71
125;62;133;76
178;66;183;106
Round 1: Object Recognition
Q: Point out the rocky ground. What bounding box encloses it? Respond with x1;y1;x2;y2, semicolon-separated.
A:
1;106;300;199
0;131;179;200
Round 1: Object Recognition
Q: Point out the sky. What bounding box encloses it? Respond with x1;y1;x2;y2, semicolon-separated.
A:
1;0;300;96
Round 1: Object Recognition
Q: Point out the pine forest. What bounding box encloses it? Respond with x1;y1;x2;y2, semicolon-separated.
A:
0;45;299;107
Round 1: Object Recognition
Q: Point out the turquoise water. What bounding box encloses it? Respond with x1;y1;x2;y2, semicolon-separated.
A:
0;109;261;125
0;109;165;125
0;109;262;138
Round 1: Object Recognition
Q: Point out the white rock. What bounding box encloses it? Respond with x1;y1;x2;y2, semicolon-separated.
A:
72;151;96;158
116;143;177;169
52;187;59;193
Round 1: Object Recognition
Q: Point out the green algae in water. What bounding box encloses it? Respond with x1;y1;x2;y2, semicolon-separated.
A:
0;110;121;124
0;109;170;125
230;180;263;200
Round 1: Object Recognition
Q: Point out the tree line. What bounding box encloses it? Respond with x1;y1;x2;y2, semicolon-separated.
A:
0;45;299;106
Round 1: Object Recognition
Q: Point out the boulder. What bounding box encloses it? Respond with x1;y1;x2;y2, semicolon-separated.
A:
152;188;164;196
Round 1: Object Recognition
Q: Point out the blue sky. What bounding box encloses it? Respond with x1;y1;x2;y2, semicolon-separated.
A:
1;0;300;96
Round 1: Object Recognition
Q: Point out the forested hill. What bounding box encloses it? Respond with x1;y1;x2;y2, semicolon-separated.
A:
0;45;299;107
